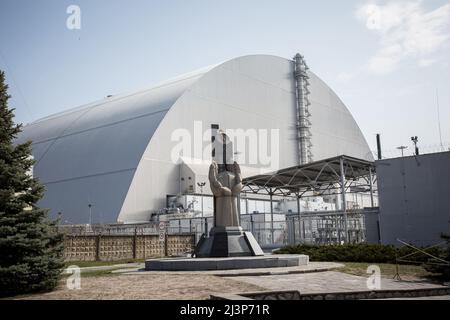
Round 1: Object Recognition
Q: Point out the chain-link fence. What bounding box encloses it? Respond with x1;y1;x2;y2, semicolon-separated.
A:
286;210;373;245
58;223;160;236
59;209;377;249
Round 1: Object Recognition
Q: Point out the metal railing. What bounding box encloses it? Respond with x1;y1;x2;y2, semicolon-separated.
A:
58;222;160;236
58;209;375;247
286;210;369;245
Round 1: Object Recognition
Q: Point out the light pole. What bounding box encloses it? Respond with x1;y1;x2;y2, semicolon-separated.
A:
88;203;93;225
397;146;408;157
197;182;206;234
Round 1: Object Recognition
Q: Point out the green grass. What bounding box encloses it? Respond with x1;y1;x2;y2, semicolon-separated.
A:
337;262;434;279
64;258;146;268
60;267;124;279
78;269;119;278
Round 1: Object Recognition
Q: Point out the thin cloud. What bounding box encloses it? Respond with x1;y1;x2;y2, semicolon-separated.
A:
356;0;450;74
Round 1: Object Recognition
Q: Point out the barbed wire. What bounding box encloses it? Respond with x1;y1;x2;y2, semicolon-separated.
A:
371;142;450;159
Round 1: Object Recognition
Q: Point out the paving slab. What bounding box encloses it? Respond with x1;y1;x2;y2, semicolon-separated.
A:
229;271;448;294
378;295;450;300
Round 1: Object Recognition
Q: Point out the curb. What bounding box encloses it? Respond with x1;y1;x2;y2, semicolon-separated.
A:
211;287;450;300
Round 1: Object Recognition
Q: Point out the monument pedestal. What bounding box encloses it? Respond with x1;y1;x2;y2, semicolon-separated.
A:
145;255;309;271
195;227;264;258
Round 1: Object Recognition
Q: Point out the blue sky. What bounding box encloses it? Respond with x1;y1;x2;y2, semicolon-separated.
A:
0;0;449;156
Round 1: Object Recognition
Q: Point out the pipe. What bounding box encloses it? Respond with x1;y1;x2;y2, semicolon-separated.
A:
376;134;382;160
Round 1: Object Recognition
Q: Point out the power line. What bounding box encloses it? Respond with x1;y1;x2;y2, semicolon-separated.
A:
0;50;35;123
436;87;444;152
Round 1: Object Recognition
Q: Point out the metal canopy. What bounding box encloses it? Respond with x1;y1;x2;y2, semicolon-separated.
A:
242;155;376;197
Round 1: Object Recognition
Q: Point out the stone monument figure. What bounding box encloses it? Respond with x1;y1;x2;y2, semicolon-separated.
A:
194;126;264;258
209;160;242;227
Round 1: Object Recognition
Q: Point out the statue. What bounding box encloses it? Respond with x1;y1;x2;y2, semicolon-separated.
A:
194;126;264;258
208;161;242;227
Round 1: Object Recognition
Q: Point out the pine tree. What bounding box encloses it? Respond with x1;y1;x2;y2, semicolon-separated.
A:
0;70;64;297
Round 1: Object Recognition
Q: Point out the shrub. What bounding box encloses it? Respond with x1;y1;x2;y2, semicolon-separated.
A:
274;243;444;265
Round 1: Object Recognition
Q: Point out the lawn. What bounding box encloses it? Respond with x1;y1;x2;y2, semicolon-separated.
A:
64;259;145;268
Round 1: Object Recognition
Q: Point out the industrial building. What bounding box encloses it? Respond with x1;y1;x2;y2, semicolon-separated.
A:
376;151;450;247
16;54;374;225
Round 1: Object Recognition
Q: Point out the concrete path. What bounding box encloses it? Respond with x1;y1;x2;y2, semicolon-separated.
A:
380;295;450;300
229;271;448;294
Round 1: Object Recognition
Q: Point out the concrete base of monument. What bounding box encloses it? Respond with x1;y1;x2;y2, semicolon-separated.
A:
194;226;265;258
145;255;309;271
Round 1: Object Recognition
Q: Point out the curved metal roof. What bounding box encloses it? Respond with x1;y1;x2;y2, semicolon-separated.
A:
242;155;375;196
17;54;373;224
16;68;210;223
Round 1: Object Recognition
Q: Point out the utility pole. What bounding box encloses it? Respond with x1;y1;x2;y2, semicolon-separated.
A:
397;146;408;157
197;182;206;234
88;203;93;225
436;88;444;151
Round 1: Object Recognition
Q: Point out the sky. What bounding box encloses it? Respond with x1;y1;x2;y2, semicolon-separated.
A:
0;0;449;157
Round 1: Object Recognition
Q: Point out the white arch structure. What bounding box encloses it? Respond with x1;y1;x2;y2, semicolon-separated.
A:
17;55;373;224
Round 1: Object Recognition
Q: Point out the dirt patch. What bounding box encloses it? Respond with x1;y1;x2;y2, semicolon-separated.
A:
18;273;264;300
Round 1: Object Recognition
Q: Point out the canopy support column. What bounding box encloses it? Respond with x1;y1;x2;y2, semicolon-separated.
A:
340;157;349;243
270;189;274;245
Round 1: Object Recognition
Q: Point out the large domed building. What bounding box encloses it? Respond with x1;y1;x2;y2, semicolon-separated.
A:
16;54;373;224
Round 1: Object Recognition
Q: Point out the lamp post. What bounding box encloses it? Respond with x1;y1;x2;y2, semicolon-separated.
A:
88;203;93;225
197;182;206;234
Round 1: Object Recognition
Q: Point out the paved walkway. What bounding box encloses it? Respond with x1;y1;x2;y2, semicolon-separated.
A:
16;263;450;300
229;271;448;294
380;295;450;300
20;273;265;300
117;262;343;277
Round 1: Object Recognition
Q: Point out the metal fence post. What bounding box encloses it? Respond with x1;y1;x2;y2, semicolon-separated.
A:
95;234;101;261
133;227;137;259
292;216;296;245
164;232;168;257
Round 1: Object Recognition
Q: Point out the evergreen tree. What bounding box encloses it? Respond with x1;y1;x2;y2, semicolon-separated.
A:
0;70;64;297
